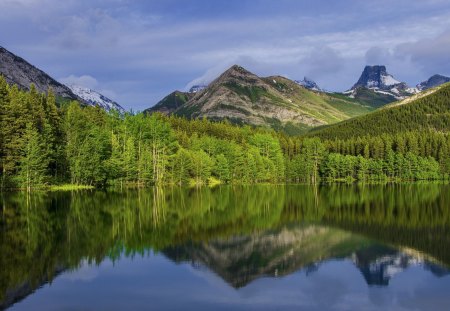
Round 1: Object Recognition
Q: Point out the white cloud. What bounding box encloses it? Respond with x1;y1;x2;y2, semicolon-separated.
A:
59;74;99;88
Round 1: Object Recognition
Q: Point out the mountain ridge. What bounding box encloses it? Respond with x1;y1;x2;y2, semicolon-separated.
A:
146;64;373;134
0;46;79;102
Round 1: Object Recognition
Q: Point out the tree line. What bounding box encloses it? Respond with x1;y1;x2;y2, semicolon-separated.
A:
0;76;448;189
310;82;450;139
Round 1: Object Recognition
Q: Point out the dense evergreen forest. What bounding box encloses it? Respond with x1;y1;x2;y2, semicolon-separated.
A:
0;76;448;189
310;83;450;139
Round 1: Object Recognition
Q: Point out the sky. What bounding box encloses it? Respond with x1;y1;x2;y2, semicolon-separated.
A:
1;0;450;111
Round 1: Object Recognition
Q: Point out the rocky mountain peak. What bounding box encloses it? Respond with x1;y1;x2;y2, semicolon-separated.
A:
215;64;261;85
417;74;450;91
352;65;402;90
295;77;322;91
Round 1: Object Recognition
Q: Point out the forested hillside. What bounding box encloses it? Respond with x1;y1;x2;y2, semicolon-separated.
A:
0;76;448;190
310;83;450;140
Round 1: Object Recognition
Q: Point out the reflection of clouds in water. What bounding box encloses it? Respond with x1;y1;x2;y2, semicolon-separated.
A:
301;275;349;310
393;269;450;311
186;263;235;294
60;260;100;282
368;287;395;309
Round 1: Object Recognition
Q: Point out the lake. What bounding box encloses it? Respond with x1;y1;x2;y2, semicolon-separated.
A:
1;184;450;310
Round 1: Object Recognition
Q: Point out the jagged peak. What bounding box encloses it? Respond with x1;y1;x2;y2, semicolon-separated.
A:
295;76;322;91
417;74;450;91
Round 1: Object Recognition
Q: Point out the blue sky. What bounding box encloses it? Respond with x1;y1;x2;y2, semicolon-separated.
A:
1;0;450;111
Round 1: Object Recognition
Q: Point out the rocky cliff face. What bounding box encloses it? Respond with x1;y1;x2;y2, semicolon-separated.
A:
352;65;401;90
344;65;419;106
0;46;78;101
417;74;450;91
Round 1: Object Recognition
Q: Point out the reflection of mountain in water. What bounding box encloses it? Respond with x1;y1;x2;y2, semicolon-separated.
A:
2;185;450;307
164;226;450;288
165;225;367;288
353;246;449;286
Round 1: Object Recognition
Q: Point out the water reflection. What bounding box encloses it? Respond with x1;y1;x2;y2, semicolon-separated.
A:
1;184;450;309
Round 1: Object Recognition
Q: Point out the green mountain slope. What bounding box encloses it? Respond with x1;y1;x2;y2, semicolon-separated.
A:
147;65;372;134
345;87;398;108
309;82;450;140
145;90;194;115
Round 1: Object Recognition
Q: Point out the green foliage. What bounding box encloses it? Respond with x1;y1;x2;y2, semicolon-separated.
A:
17;123;50;188
224;82;266;103
2;184;450;300
349;87;397;108
311;83;450;139
0;76;449;189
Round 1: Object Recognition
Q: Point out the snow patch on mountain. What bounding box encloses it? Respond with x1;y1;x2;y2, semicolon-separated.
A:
381;74;401;86
349;65;419;100
67;85;125;113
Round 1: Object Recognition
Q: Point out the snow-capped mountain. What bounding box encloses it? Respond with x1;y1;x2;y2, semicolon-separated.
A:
347;65;418;100
67;85;125;113
295;77;323;92
189;84;207;93
417;74;450;91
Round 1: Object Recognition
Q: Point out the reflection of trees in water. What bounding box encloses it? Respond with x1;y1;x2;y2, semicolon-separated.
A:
0;184;449;305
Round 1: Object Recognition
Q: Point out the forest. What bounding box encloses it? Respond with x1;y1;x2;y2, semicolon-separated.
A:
0;76;448;189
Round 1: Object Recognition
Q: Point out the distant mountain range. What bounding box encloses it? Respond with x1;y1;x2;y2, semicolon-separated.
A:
146;65;374;134
0;46;124;112
146;64;450;133
1;45;449;130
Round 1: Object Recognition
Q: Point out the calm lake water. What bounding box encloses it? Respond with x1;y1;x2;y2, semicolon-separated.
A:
1;185;450;310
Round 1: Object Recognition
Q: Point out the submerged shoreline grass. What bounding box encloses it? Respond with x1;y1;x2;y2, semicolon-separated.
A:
49;184;95;191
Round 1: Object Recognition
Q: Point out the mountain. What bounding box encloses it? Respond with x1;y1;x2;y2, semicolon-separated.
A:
344;65;418;108
310;81;450;139
146;90;194;115
0;46;79;102
147;65;372;134
295;77;323;92
67;84;125;113
417;74;450;91
0;45;124;113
